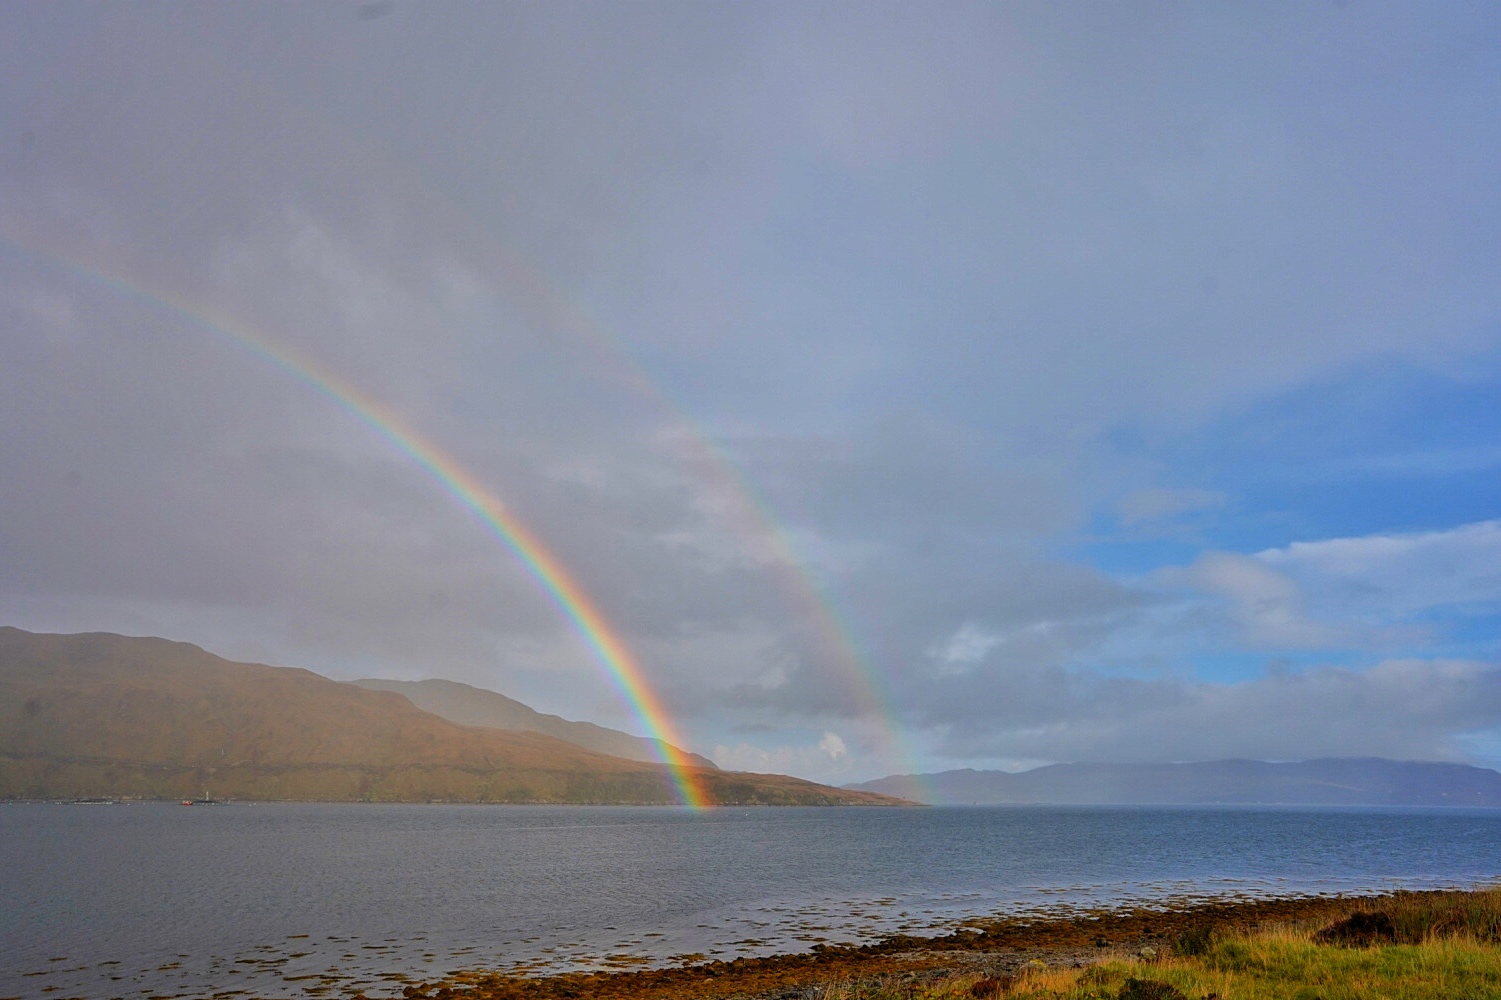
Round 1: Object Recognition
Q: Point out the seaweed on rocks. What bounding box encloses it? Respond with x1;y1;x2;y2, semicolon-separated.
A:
1311;910;1397;947
382;887;1501;1000
1116;978;1188;1000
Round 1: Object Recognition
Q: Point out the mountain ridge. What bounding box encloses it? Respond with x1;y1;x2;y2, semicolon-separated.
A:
0;627;906;806
848;758;1501;807
351;677;718;770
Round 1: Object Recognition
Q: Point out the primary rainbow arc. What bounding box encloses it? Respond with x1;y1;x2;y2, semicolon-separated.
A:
1;235;710;809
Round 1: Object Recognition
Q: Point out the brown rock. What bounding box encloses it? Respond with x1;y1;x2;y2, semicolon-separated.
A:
1118;978;1188;1000
1312;910;1396;947
969;975;1015;997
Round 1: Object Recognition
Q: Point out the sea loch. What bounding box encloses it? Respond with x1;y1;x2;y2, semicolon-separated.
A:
4;803;1499;998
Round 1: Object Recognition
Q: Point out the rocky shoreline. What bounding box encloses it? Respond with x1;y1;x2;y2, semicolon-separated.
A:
375;888;1485;1000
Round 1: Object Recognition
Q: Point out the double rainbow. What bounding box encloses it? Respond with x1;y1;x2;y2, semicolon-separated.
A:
452;253;924;780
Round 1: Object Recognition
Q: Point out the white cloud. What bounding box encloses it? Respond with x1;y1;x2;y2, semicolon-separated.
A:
713;731;855;782
1159;519;1501;652
927;622;1005;675
817;731;848;760
1258;519;1501;619
1168;552;1346;648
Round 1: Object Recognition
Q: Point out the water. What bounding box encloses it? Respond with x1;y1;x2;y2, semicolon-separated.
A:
4;803;1499;999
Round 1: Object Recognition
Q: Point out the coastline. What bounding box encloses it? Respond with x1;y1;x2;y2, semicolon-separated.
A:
9;805;1499;998
373;886;1499;1000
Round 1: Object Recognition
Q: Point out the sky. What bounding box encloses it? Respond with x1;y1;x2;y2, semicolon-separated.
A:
2;2;1500;784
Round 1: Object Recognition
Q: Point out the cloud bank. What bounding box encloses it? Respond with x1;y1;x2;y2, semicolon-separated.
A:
2;4;1499;781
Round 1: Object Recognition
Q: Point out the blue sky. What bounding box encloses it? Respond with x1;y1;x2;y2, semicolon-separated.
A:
1;2;1499;781
1084;361;1501;669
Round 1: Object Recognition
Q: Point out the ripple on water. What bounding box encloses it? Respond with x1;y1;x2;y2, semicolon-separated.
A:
5;803;1501;997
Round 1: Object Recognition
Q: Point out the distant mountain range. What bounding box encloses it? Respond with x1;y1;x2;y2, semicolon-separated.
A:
0;627;905;806
351;677;718;770
848;759;1501;807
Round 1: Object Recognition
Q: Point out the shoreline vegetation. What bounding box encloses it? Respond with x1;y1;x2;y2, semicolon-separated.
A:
374;887;1501;1000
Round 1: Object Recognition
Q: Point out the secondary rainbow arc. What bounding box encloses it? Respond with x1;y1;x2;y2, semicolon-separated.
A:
457;254;925;780
6;58;928;783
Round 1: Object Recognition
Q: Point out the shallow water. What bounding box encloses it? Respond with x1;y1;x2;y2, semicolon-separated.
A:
4;802;1499;998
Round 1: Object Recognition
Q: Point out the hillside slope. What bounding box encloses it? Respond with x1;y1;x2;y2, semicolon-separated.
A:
849;758;1501;806
352;677;717;769
0;628;904;806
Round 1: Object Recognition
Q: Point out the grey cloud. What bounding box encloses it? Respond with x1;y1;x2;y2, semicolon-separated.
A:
731;554;1153;723
0;251;814;699
0;6;813;704
619;4;1501;443
925;658;1501;767
735;414;1077;545
3;4;1499;775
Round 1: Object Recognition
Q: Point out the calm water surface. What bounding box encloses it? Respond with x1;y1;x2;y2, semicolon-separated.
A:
4;803;1499;998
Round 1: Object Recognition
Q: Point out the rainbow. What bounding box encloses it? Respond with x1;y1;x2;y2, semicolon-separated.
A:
0;53;927;784
322;180;923;778
0;235;711;809
442;245;925;780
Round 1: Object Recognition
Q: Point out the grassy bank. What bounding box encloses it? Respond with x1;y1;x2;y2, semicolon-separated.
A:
907;934;1501;1000
383;887;1501;1000
807;887;1501;1000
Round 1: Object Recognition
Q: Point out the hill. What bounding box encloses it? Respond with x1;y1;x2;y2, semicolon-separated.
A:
847;758;1501;807
0;627;905;806
351;677;718;770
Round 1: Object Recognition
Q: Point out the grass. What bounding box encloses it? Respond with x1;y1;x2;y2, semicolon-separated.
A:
805;936;1501;1000
824;889;1501;1000
1379;887;1501;944
393;889;1501;1000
